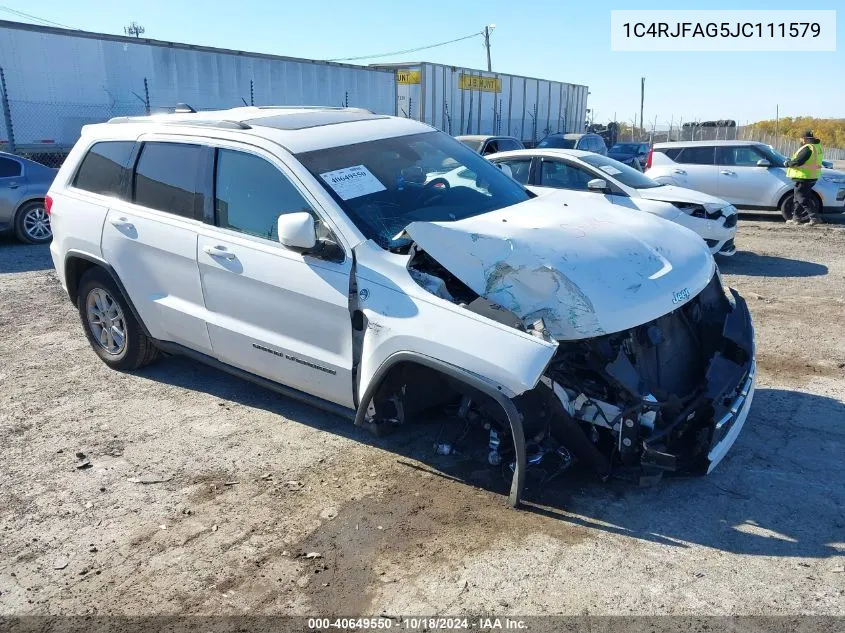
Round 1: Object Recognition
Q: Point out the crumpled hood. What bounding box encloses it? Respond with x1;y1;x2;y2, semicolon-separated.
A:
404;193;715;340
637;184;730;207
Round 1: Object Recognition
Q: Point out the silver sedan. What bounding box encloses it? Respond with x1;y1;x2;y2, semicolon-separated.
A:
0;151;56;243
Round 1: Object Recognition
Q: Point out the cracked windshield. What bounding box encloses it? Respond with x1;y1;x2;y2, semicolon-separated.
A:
297;131;530;248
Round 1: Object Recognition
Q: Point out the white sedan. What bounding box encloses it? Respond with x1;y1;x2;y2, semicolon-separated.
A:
487;148;738;256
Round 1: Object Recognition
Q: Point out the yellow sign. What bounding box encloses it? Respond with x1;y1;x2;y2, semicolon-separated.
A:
397;70;421;84
458;74;501;93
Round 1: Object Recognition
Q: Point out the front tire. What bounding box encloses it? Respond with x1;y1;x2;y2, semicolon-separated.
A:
780;192;822;221
77;268;159;370
14;200;52;244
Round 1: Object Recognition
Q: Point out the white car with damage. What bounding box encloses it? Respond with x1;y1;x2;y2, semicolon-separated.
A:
48;107;756;506
487;148;739;256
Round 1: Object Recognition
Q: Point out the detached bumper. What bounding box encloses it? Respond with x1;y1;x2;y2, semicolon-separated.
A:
641;289;755;475
707;358;756;473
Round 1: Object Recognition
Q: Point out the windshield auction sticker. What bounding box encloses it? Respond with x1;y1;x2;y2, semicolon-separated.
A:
611;10;835;51
320;165;386;200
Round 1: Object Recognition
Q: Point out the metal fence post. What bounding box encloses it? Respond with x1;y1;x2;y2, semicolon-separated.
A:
143;77;151;115
0;67;17;153
250;79;254;106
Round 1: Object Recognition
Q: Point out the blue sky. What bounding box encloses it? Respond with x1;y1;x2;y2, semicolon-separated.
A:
4;0;842;126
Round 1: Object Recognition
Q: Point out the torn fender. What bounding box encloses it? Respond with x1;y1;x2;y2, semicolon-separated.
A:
403;193;715;340
351;240;557;401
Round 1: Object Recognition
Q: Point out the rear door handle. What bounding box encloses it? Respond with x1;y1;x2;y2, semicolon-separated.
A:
720;170;736;176
203;245;236;261
673;169;686;175
109;217;133;229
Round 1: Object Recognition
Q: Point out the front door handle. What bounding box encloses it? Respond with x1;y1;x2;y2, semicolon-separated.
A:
720;170;736;176
109;217;133;229
7;182;19;189
203;245;236;261
673;169;686;175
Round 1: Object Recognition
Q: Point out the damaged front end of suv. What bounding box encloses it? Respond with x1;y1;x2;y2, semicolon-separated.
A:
368;195;756;501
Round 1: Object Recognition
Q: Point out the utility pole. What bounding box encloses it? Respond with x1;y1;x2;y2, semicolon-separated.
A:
484;24;495;72
124;21;145;38
639;77;645;134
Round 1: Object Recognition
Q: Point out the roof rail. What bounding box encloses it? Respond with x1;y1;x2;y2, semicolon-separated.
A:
105;117;252;130
252;105;374;114
167;119;252;130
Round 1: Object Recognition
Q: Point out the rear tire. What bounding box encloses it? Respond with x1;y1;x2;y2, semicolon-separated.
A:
76;268;159;370
14;200;52;244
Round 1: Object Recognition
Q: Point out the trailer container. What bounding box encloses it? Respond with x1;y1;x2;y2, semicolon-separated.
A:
0;20;396;153
372;62;588;145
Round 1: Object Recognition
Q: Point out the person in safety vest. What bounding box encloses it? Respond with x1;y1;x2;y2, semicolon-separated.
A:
784;130;824;226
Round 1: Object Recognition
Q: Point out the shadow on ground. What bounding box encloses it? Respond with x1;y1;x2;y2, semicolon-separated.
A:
738;210;845;225
0;238;52;274
719;250;828;277
137;356;845;560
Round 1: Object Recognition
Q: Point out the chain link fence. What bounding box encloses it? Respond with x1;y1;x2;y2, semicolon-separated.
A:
0;67;367;169
625;123;845;161
0;97;249;169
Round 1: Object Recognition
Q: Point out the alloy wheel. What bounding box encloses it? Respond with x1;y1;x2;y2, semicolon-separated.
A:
85;288;127;355
23;205;51;241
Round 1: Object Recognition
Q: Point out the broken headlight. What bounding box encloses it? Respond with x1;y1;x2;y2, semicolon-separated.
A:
714;267;736;309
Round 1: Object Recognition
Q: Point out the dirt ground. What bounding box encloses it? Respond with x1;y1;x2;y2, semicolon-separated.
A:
1;215;843;617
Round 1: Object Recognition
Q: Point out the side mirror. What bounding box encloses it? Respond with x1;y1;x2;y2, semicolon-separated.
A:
277;212;316;250
496;163;514;178
756;159;771;167
587;178;609;192
822;160;833;169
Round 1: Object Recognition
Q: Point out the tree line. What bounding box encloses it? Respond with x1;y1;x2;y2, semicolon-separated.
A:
746;117;845;148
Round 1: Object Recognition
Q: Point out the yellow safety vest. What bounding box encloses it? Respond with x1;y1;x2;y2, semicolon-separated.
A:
785;143;823;180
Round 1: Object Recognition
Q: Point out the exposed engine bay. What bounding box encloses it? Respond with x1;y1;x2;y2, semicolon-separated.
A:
363;244;755;485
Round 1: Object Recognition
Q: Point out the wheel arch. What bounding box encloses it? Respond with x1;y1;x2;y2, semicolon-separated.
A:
63;251;152;338
354;351;527;507
14;195;47;215
777;187;824;211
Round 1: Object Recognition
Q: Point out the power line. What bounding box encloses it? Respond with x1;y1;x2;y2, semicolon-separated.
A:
327;30;483;62
0;5;79;30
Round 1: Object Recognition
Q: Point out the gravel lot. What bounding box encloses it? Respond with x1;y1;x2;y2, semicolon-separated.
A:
1;217;843;616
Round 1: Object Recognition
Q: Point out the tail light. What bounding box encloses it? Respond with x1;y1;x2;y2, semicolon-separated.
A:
645;148;653;170
45;194;53;216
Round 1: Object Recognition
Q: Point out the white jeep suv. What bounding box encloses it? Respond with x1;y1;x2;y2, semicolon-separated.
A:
645;140;845;219
48;107;756;505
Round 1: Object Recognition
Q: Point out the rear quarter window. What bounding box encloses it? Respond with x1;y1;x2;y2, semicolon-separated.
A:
675;146;715;165
72;141;135;197
654;147;683;161
0;157;22;178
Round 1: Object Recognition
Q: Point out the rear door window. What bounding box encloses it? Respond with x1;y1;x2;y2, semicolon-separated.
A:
72;141;135;197
676;146;715;165
0;157;22;178
133;142;204;219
